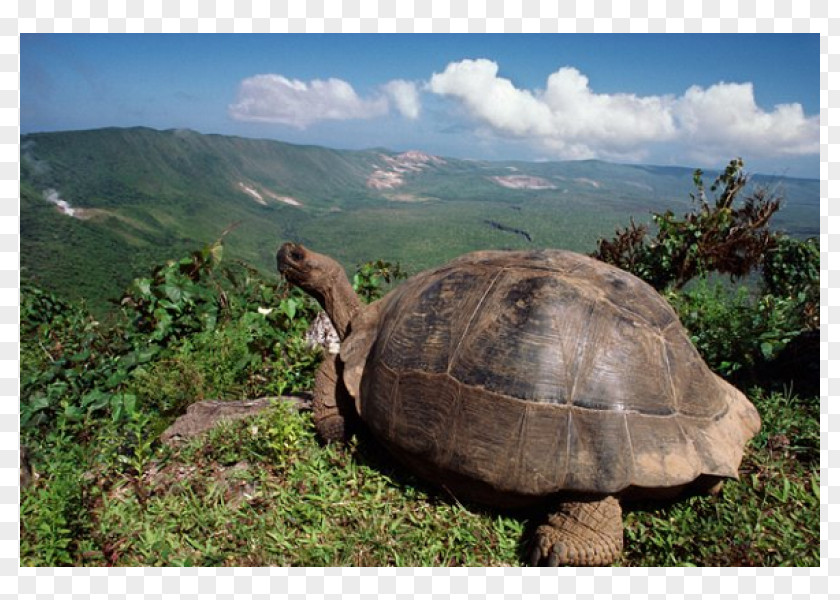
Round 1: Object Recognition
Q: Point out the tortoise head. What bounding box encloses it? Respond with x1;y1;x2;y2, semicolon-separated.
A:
277;242;361;340
277;242;340;295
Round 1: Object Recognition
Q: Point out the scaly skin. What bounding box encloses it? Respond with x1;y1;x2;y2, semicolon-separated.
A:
529;495;624;566
312;353;355;443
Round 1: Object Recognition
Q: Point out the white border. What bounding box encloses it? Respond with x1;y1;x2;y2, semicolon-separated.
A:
5;0;833;597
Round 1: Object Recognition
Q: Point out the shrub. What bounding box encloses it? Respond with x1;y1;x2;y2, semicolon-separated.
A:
761;235;819;330
593;158;780;291
666;280;805;380
352;258;407;303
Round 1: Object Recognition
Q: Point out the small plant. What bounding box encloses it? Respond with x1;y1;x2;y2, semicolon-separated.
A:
270;336;321;396
19;419;94;566
119;240;226;345
200;400;316;468
353;259;407;303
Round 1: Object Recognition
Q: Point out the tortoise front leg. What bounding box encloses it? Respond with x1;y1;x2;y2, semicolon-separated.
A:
529;495;623;566
312;353;356;443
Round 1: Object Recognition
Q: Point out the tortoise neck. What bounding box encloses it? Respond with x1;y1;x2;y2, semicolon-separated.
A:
315;269;361;341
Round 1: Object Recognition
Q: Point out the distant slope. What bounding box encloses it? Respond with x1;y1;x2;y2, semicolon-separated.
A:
19;127;819;315
21;126;393;211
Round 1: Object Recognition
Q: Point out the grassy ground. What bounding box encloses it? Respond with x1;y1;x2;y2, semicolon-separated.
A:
18;231;819;567
21;388;818;567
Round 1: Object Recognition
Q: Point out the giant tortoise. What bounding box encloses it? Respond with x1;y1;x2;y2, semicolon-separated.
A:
276;243;761;566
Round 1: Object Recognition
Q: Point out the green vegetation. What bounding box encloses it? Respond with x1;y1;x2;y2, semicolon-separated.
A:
665;282;805;380
594;159;818;389
20;127;819;316
80;407;524;567
593;159;780;290
20;155;818;566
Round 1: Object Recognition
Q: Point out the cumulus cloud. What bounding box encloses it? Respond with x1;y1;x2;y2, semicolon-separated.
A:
428;59;675;160
382;79;421;119
228;61;817;167
229;74;388;128
229;74;421;128
673;82;819;158
428;58;818;162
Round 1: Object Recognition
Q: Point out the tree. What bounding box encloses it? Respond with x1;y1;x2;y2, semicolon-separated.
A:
592;158;781;291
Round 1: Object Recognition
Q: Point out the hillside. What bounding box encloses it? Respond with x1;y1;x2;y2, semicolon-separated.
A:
20;127;820;314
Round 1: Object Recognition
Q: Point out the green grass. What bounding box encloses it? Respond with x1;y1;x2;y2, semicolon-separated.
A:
622;389;819;566
24;401;524;567
21;387;818;567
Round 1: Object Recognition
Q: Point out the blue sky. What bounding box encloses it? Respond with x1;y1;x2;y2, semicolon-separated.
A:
21;34;819;178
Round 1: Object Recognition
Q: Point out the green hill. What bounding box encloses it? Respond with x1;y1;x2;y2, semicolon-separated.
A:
20;127;819;314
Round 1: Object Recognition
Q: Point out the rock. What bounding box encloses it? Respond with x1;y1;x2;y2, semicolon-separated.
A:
160;396;310;447
305;311;340;355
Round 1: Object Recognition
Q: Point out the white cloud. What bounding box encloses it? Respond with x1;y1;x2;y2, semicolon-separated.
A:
428;59;555;138
673;82;819;158
229;74;389;128
382;79;421;119
428;59;818;163
228;61;817;168
428;59;675;160
229;74;421;128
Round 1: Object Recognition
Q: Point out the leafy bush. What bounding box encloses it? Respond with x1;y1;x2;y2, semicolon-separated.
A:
666;280;806;379
761;235;819;330
593;159;780;291
21;237;323;433
119;240;315;347
19;283;137;430
352;258;407;303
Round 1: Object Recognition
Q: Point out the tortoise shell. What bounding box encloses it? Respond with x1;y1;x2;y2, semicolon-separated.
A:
345;250;760;501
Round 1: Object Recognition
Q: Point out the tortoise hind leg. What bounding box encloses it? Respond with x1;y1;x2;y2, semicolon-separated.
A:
312;353;356;443
529;495;623;566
